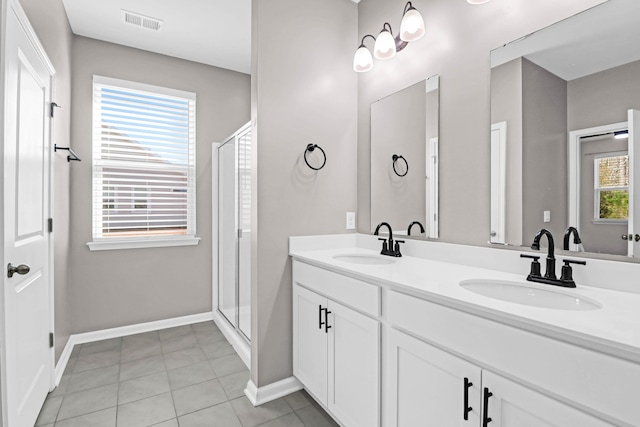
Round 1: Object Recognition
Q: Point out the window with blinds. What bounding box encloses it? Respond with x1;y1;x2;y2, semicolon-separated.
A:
92;76;196;242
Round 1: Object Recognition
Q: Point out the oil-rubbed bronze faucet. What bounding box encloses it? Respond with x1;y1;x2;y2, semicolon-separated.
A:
374;222;404;257
520;229;586;288
563;226;582;250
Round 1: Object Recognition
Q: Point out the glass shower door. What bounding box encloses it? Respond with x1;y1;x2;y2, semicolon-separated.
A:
217;122;251;342
218;137;237;327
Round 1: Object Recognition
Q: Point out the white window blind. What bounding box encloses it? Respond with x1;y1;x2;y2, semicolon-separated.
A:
92;76;196;243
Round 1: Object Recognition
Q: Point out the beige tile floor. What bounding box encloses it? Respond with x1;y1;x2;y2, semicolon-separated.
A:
35;321;339;427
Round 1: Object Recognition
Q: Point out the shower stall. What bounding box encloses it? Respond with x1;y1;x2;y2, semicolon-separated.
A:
216;122;251;346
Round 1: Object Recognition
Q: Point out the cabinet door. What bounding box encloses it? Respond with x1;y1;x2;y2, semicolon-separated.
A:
293;285;328;406
482;371;615;427
386;328;482;427
328;300;380;427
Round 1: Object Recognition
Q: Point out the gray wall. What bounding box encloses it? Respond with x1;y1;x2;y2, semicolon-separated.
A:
522;58;567;242
69;37;250;333
490;58;523;245
357;0;605;245
21;0;73;361
251;0;357;387
568;59;640;131
371;80;426;232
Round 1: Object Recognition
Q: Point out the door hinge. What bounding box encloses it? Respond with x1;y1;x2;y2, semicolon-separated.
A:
48;218;53;233
49;332;54;348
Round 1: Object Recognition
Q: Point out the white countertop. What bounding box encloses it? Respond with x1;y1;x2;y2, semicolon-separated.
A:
290;240;640;364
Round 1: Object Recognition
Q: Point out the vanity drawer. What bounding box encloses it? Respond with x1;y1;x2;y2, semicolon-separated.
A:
292;260;380;317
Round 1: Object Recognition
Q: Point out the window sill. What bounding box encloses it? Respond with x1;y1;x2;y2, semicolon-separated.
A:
592;219;628;225
87;236;201;251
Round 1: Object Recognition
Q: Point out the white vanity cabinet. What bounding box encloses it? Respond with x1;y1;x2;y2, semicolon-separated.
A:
386;328;613;427
386;328;482;426
386;290;626;426
482;370;614;427
292;261;381;427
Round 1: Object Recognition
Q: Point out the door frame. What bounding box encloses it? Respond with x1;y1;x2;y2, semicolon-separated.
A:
568;120;628;253
1;0;57;423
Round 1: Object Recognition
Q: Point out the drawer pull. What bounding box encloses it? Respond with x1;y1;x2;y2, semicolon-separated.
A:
318;305;325;330
483;387;493;426
463;377;473;420
324;310;332;333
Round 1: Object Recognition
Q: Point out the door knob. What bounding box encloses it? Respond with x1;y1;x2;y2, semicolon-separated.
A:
7;263;30;278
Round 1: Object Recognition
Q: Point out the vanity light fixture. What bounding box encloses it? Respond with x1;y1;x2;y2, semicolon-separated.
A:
374;23;397;60
354;35;376;72
353;1;425;73
614;130;629;139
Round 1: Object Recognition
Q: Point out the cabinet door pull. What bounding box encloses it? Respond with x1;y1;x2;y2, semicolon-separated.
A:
463;377;473;420
318;305;325;330
482;387;493;426
324;309;332;333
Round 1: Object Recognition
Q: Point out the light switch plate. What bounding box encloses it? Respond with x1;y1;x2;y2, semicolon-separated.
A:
543;210;551;223
346;212;356;230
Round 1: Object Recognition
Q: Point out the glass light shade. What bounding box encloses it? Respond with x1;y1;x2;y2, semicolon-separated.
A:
400;8;425;42
467;0;491;4
374;29;396;60
353;45;373;73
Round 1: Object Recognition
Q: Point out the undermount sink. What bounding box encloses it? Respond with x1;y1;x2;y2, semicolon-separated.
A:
459;279;601;311
332;254;397;265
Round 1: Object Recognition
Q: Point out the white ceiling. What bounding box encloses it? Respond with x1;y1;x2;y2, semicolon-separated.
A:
491;0;640;81
61;0;252;74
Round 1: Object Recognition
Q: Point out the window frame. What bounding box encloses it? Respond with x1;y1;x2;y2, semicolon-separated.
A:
88;75;199;251
593;150;629;224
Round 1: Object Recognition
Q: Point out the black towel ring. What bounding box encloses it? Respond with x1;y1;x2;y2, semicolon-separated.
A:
392;154;408;177
304;144;326;170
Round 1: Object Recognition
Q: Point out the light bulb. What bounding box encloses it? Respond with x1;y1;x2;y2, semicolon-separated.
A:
400;7;425;42
353;45;373;72
374;27;396;60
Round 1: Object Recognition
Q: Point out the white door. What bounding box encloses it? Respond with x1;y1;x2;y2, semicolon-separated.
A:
482;371;613;427
327;300;379;427
627;109;640;256
2;1;54;426
490;122;507;244
386;329;482;427
292;285;328;406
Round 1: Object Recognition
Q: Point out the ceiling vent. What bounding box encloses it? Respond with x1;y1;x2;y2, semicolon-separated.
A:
121;10;163;31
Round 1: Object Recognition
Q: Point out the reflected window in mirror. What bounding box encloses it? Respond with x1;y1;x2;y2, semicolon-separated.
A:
595;153;629;221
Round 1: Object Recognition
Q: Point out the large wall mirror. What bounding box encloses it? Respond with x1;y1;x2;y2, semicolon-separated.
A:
370;75;439;238
490;0;640;258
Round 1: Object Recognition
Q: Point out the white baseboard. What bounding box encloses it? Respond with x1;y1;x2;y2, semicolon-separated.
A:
212;310;251;369
54;337;76;386
54;311;214;386
244;377;303;407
